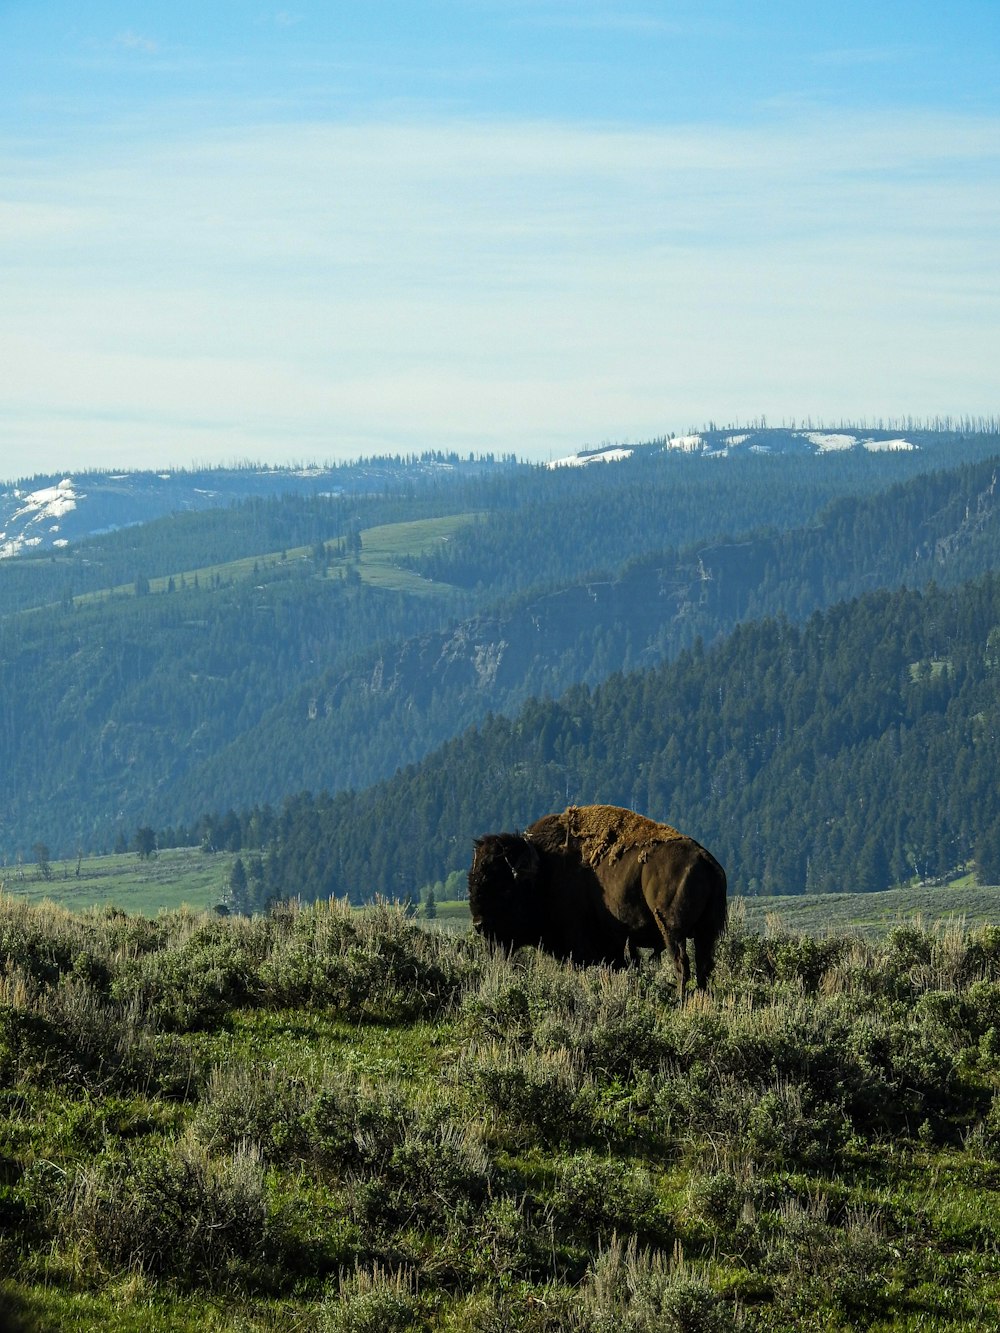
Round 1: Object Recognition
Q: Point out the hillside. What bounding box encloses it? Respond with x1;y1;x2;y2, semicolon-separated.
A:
170;453;1000;823
227;569;1000;904
3;426;1000;864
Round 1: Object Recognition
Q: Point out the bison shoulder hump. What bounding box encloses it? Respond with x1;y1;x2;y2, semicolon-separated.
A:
531;804;684;867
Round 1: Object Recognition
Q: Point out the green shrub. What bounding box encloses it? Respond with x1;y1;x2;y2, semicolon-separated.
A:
757;1196;892;1318
115;929;263;1031
318;1265;425;1333
571;993;680;1079
0;1000;67;1085
551;1151;671;1247
351;1116;492;1231
460;1194;557;1284
467;1045;593;1146
61;1137;280;1286
685;1170;749;1232
581;1238;737;1333
192;1063;312;1161
262;900;475;1020
743;1081;846;1170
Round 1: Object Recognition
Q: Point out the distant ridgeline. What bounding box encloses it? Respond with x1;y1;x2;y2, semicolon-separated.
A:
2;424;1000;873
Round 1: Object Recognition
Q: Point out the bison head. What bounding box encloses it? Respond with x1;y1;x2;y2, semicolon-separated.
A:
467;833;542;948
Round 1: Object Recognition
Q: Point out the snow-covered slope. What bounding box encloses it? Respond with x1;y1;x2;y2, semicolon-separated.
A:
0;478;82;558
547;427;919;469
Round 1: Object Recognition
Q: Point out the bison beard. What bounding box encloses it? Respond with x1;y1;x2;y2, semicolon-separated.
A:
468;804;727;1001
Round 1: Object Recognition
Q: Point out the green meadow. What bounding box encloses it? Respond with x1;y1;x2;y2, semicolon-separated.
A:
70;512;479;606
1;847;238;916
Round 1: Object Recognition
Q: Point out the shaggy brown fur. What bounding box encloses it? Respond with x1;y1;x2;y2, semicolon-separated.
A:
533;803;684;867
469;804;727;1001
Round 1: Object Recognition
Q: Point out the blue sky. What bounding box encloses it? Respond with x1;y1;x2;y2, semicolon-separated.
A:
1;2;998;479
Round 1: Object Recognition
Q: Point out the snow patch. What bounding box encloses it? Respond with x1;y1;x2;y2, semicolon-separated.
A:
665;434;704;452
798;432;858;451
18;478;79;520
547;447;634;469
796;431;916;453
725;434;750;446
864;437;917;452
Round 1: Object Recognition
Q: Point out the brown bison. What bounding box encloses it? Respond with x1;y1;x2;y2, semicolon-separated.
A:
468;804;727;999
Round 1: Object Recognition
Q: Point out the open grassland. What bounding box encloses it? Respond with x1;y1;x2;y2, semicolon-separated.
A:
70;512;477;606
738;880;1000;936
0;848;237;916
4;895;1000;1330
9;856;999;934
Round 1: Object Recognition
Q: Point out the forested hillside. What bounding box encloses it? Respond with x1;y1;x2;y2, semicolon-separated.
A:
219;571;1000;904
172;454;1000;822
2;426;1000;865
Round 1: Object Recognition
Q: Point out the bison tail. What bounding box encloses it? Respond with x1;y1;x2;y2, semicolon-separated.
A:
710;871;728;938
691;862;728;992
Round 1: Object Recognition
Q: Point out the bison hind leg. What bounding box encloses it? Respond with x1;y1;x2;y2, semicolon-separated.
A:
667;933;690;1002
692;926;718;991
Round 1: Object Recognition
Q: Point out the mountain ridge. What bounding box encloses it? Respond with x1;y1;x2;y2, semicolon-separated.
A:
7;424;991;561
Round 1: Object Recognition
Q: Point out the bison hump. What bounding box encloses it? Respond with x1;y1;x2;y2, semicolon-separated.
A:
537;804;683;867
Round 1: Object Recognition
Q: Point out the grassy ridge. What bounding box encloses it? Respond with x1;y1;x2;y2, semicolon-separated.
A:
4;894;1000;1329
69;512;478;605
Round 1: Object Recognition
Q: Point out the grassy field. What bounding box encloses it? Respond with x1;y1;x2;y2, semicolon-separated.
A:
0;847;238;916
736;879;1000;936
4;894;1000;1330
71;512;478;606
6;853;999;934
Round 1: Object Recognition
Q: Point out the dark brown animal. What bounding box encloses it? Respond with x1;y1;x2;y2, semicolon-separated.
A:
468;803;727;1000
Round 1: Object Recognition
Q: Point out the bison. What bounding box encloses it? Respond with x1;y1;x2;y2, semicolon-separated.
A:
468;803;727;1000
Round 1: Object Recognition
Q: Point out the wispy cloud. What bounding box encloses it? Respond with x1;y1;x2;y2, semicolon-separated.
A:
255;10;304;29
813;45;917;68
114;30;160;55
1;108;997;471
519;12;692;35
